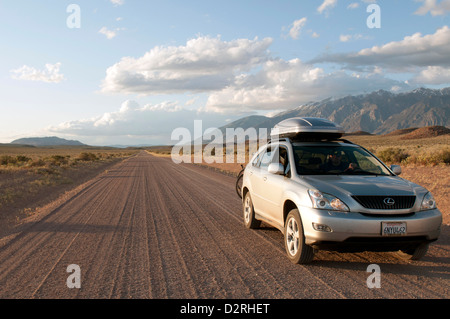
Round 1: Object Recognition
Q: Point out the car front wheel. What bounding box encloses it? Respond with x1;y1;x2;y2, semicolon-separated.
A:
284;209;315;264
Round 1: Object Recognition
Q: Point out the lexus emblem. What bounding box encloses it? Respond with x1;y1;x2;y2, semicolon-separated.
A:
383;197;395;206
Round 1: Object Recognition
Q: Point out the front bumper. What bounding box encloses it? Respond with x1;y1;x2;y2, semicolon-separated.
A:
300;207;442;252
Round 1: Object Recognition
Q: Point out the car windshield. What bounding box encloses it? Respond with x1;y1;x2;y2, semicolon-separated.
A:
293;145;392;176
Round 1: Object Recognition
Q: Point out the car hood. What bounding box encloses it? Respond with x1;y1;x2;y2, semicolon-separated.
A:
301;175;424;197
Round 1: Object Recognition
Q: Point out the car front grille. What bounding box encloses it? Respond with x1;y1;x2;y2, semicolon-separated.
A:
352;195;416;210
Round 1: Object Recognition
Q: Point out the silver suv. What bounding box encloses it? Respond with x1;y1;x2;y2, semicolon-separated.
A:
241;117;442;264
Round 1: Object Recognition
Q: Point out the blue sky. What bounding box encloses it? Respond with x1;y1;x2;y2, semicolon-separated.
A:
1;0;449;145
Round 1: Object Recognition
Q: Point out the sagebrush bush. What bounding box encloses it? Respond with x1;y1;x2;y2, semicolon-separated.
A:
376;147;409;164
49;155;69;166
404;148;450;165
29;159;46;167
16;155;32;163
0;155;33;166
77;152;98;161
0;155;17;165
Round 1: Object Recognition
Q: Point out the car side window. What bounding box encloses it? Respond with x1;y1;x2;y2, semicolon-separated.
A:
256;146;291;176
259;149;273;170
252;150;263;167
279;146;291;177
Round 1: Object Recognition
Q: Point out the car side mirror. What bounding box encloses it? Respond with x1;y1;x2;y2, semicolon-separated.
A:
390;164;401;175
268;163;285;175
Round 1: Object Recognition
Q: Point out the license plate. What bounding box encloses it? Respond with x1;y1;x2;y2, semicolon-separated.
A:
381;222;407;236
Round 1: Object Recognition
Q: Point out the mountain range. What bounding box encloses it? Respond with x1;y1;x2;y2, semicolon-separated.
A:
10;136;86;147
220;87;450;135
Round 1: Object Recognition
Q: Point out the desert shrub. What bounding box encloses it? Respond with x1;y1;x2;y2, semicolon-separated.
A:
0;155;17;165
16;155;32;163
376;147;409;164
49;155;69;166
404;148;450;165
442;149;450;164
1;155;33;166
33;167;58;175
29;159;46;167
77;152;98;161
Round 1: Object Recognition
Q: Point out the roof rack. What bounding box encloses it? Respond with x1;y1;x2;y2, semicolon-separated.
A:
268;137;291;144
269;136;353;144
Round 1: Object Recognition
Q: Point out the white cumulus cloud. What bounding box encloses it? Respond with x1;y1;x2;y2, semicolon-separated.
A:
110;0;124;6
101;35;273;95
339;34;364;42
99;27;117;39
317;0;337;14
48;100;235;145
415;0;450;16
413;66;450;84
10;62;64;83
312;25;450;72
347;3;359;9
287;17;307;39
204;58;408;113
99;26;125;39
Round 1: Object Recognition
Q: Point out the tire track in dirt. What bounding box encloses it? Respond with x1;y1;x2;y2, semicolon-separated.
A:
30;161;139;298
145;160;200;298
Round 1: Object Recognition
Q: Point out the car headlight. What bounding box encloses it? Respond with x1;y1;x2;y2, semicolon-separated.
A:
420;192;437;211
308;189;349;212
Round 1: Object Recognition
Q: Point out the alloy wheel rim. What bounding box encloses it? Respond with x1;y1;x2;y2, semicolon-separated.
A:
244;196;251;224
286;217;300;256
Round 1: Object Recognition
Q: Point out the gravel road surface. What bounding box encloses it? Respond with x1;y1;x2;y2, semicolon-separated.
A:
0;151;448;299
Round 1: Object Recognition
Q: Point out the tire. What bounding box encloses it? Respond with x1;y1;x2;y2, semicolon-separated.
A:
243;192;261;229
284;209;315;264
397;243;429;261
236;167;245;198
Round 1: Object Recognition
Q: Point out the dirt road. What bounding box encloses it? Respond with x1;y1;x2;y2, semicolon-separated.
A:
0;151;448;299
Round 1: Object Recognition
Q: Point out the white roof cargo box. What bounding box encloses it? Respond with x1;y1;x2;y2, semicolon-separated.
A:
270;117;345;140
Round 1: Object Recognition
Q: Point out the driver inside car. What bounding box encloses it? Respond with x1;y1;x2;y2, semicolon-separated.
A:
322;150;357;172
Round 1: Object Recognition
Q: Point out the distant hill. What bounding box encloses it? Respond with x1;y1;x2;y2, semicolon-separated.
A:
10;136;86;147
399;126;450;140
219;87;450;135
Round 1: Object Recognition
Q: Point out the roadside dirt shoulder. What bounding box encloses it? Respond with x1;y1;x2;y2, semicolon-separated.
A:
400;165;449;225
0;157;131;239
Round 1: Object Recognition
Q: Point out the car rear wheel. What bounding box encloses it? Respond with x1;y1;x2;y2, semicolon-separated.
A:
285;209;315;264
243;192;261;229
397;243;429;260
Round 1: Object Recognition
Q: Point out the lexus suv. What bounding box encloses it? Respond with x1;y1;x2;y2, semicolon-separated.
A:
241;117;442;264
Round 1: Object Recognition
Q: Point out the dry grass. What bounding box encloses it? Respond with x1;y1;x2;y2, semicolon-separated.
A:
347;133;449;165
0;145;140;224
